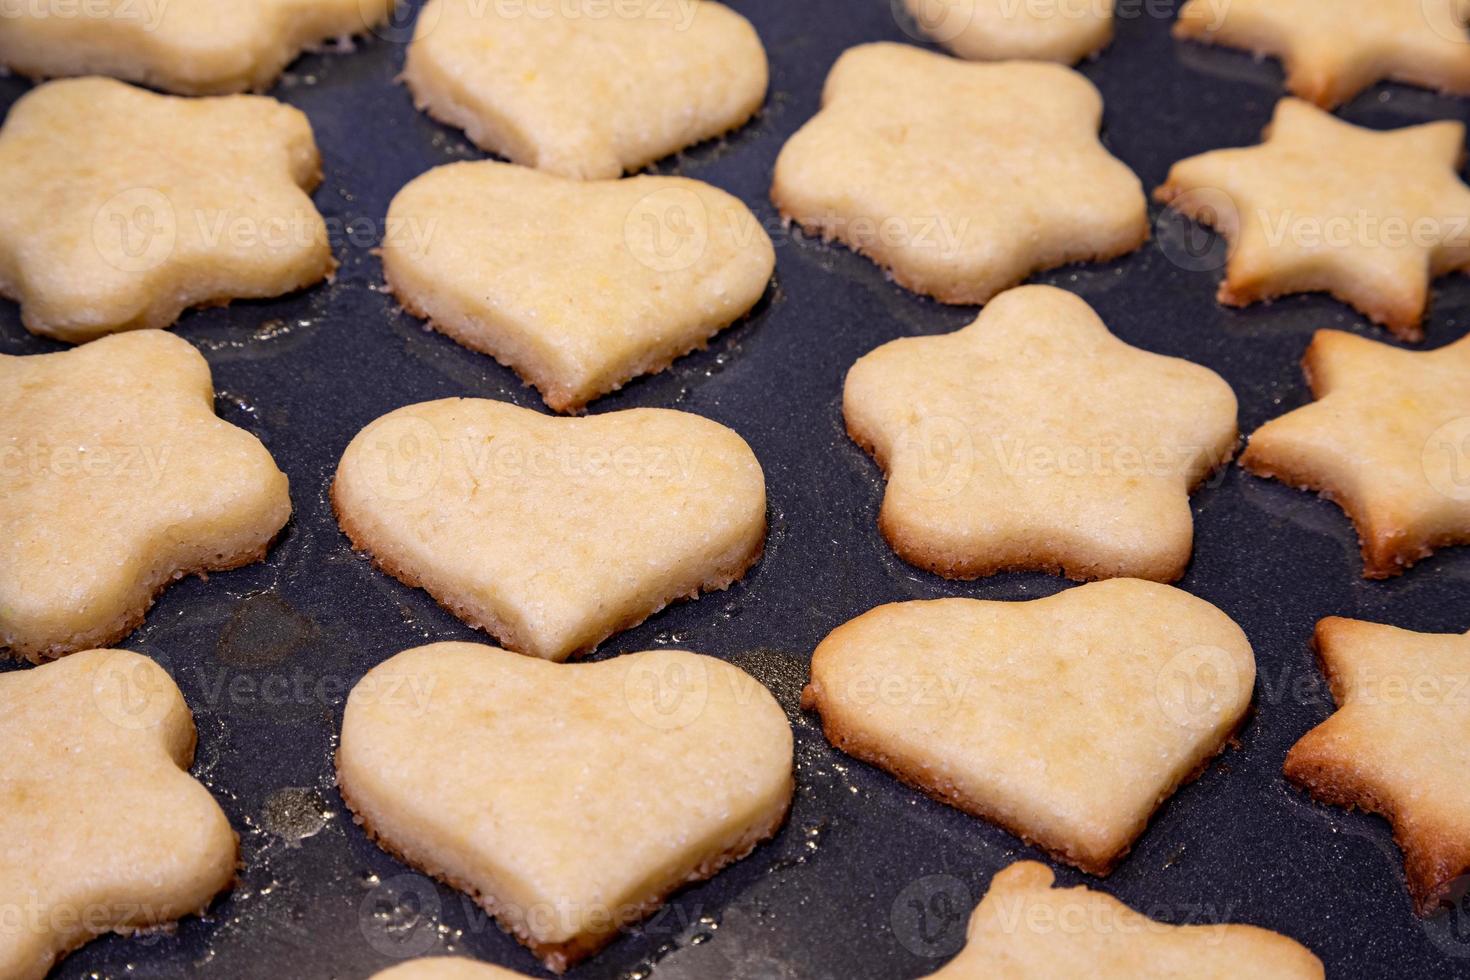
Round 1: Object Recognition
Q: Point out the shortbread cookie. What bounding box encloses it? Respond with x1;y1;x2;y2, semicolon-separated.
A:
923;862;1324;978
1175;0;1470;108
402;0;767;180
1285;618;1470;915
332;400;765;661
902;0;1114;63
0;649;237;980
771;43;1146;306
844;285;1237;582
0;332;292;662
1241;330;1470;578
0;0;395;95
801;579;1255;874
0;77;334;343
1156;98;1470;340
373;958;529;979
338;642;793;973
382;162;775;412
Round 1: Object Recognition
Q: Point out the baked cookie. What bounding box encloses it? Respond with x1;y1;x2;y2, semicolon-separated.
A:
0;332;292;662
0;0;395;95
843;285;1238;582
338;642;793;973
901;0;1114;63
402;0;767;180
1156;98;1470;341
801;579;1255;875
922;862;1324;978
373;958;529;979
0;649;237;980
332;399;765;662
771;43;1146;306
0;77;334;343
1241;330;1470;578
1285;618;1470;915
1175;0;1470;108
382;161;774;412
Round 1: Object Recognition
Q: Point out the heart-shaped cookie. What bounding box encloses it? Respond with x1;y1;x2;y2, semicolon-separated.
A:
382;161;774;412
332;399;766;662
802;579;1255;874
337;642;794;973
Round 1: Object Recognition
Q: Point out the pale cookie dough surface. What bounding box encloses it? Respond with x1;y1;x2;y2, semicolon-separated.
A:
922;862;1324;978
1286;619;1470;915
0;649;237;980
0;0;396;95
1175;0;1470;108
332;399;766;662
337;642;794;973
843;285;1238;582
382;161;774;412
902;0;1114;63
770;43;1146;306
0;77;334;343
372;958;531;979
402;0;767;180
1156;98;1470;341
1241;330;1470;578
0;332;292;662
802;580;1255;875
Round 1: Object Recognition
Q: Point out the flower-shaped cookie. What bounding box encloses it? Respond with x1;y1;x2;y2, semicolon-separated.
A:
381;161;775;412
0;649;236;980
1157;98;1470;340
1285;617;1470;915
402;0;767;180
0;77;334;343
901;0;1114;63
1241;330;1470;578
844;285;1238;582
338;643;793;972
0;0;395;94
922;862;1323;978
1175;0;1470;108
771;43;1147;306
0;331;292;662
803;580;1256;875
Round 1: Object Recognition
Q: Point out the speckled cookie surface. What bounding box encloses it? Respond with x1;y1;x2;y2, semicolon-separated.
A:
802;579;1255;875
338;642;793;973
771;43;1146;306
402;0;767;180
0;649;237;980
382;161;774;412
0;77;333;342
0;331;292;662
902;0;1114;63
843;285;1237;582
372;957;531;979
922;862;1324;978
332;399;766;662
0;0;395;94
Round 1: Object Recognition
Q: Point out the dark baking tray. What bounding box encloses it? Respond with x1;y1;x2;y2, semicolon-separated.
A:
4;1;1470;977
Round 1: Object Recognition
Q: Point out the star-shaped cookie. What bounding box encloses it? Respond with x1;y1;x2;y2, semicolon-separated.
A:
0;77;334;343
1156;98;1470;340
1241;329;1470;578
922;862;1324;978
1175;0;1470;108
771;43;1147;306
1285;617;1470;915
843;285;1238;582
402;0;768;180
1;331;293;662
0;0;395;95
902;0;1114;64
0;649;237;980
